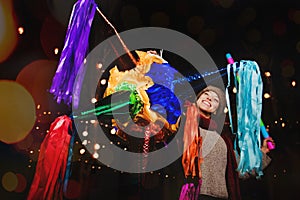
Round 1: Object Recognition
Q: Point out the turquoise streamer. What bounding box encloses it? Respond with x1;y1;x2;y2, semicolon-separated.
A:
226;61;263;178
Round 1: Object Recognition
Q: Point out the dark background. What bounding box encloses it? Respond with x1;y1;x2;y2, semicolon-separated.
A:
0;0;299;199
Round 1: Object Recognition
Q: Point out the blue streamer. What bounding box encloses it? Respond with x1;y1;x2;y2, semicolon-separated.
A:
226;60;263;178
63;123;76;193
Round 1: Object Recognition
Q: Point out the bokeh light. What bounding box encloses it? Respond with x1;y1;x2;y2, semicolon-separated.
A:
14;133;34;151
237;7;256;26
79;148;85;154
91;98;97;103
0;81;36;144
232;87;237;93
16;59;69;123
120;5;142;29
217;0;234;9
281;59;295;78
224;107;228;113
273;20;286;36
92;152;99;159
264;71;271;77
0;0;18;63
296;41;300;53
288;9;296;21
256;53;270;68
94;143;100;150
40;16;65;60
291;80;296;87
54;47;59;55
245;28;261;43
150;12;170;27
18;27;24;35
292;10;300;24
47;0;77;26
198;28;216;46
175;0;190;16
14;173;27;193
187;16;205;35
1;171;18;192
264;93;271;99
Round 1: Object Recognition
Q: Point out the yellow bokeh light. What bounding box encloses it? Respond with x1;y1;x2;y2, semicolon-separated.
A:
296;41;300;53
237;7;256;26
224;107;228;113
2;171;18;192
264;71;271;77
18;27;24;35
96;63;102;69
91;98;97;103
0;81;36;144
218;0;234;8
94;143;100;150
293;10;300;24
232;87;237;93
79;148;85;154
100;79;107;85
54;48;59;55
264;93;271;99
93;152;99;159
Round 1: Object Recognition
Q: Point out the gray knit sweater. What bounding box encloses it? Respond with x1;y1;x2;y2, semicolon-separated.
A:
199;128;272;199
200;128;229;199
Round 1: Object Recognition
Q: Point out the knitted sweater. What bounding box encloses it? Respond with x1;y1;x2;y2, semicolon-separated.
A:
200;128;228;199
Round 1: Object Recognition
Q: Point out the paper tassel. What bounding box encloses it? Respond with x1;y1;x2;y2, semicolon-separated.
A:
226;60;263;177
179;179;202;200
27;115;73;200
50;0;96;107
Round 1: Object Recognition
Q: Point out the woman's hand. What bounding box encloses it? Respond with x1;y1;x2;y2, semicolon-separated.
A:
261;137;275;154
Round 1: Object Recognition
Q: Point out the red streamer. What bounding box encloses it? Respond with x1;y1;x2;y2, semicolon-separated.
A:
27;115;72;200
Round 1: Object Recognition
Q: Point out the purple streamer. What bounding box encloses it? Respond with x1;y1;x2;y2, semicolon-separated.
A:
50;0;96;107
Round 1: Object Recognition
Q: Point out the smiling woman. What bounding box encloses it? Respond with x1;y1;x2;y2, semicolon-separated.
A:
180;85;233;200
196;86;226;118
178;84;274;200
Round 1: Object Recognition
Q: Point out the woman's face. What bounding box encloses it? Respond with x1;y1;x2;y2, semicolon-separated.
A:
196;90;220;116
